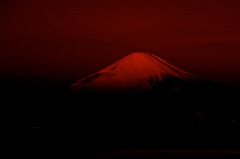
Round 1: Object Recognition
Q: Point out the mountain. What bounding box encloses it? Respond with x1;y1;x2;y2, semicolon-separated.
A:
69;52;202;95
66;52;235;121
16;52;239;142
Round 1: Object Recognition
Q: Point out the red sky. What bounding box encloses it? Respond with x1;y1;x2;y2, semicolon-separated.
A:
1;0;240;89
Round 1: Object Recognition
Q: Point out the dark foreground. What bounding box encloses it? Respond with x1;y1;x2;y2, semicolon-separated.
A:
71;149;240;159
18;138;240;159
7;86;240;158
17;110;240;159
56;149;240;159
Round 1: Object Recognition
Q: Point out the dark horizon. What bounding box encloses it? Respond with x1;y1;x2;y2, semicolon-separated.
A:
1;45;240;91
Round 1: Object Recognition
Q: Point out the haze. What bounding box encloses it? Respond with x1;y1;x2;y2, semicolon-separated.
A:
1;0;240;89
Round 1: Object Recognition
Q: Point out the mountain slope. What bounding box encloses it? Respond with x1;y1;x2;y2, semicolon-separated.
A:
69;52;201;94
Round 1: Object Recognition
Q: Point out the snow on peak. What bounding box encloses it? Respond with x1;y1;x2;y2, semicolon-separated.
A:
69;52;199;93
99;52;196;80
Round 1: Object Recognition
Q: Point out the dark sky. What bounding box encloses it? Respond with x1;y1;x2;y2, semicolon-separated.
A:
1;0;240;89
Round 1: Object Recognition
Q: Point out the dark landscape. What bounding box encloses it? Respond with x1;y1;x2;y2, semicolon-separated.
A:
11;92;240;159
8;65;240;159
2;0;240;158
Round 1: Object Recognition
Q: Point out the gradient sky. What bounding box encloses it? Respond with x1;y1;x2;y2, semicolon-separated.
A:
1;0;240;89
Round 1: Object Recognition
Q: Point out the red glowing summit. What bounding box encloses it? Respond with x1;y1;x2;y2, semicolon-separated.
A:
69;52;200;94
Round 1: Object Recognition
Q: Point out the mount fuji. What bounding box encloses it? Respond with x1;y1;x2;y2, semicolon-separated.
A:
69;52;204;95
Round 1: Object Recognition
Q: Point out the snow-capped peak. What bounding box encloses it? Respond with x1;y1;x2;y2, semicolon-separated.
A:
69;52;200;93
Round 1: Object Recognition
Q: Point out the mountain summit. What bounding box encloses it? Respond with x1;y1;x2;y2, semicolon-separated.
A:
69;52;201;94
